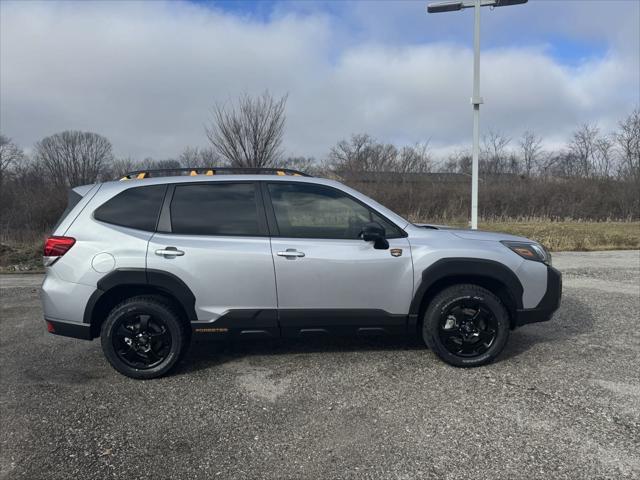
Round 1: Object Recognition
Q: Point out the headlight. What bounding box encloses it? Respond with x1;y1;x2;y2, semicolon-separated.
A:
501;241;551;264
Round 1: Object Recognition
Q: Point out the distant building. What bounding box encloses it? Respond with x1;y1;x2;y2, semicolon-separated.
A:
335;171;521;184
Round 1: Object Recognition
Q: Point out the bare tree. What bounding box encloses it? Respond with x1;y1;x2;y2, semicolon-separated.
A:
397;142;432;174
108;157;138;179
35;131;113;187
551;151;579;178
280;156;317;175
329;133;372;172
206;92;287;168
179;146;224;168
615;108;640;183
481;130;511;175
329;134;395;174
537;151;558;178
568;123;600;178
594;135;614;178
328;134;432;175
440;150;472;174
138;158;182;171
0;134;25;188
519;131;543;177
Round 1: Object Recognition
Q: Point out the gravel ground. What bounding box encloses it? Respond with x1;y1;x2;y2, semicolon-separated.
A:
1;250;639;480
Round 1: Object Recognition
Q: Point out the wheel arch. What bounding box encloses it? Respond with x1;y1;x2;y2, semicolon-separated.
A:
409;258;523;331
84;268;197;338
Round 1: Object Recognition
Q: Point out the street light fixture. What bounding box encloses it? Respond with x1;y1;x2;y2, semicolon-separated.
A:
427;0;527;229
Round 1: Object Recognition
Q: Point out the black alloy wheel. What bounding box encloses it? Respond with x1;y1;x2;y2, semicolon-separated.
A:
422;284;510;367
438;299;498;357
101;296;188;379
112;313;172;369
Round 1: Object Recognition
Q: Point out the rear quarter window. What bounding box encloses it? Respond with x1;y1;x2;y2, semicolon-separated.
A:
52;189;84;232
93;185;166;231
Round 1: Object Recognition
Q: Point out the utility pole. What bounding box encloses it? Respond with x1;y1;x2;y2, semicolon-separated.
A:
427;0;527;229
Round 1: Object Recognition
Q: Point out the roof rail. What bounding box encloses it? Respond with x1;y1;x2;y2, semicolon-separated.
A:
119;167;311;181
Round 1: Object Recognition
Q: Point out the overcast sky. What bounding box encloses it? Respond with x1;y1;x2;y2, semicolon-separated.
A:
1;0;638;161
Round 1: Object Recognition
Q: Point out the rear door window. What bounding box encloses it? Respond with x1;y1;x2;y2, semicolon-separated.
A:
93;185;166;231
170;183;262;236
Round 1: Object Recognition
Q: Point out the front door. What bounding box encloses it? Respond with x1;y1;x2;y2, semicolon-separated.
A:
147;181;278;336
264;182;413;336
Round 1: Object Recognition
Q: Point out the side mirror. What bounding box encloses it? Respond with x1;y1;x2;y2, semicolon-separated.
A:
360;222;389;250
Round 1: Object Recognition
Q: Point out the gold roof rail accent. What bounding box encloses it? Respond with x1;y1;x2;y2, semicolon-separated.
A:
118;167;311;180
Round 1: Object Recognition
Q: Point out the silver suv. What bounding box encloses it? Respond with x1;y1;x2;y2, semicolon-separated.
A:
41;168;561;379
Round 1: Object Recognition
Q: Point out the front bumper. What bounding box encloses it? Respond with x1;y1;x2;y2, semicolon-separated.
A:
514;265;562;327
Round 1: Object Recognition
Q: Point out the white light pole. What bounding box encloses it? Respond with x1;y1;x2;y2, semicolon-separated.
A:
427;0;527;229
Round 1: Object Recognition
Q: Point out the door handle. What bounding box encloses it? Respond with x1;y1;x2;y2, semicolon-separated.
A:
155;247;185;257
277;249;305;258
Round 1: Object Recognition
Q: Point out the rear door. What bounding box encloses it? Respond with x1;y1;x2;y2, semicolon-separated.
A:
264;182;413;336
147;181;278;336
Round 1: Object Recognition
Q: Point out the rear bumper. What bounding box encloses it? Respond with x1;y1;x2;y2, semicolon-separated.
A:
41;271;97;324
514;265;562;327
44;318;93;340
41;272;97;340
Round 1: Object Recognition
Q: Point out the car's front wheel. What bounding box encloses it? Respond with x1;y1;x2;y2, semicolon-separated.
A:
101;296;188;379
422;284;510;367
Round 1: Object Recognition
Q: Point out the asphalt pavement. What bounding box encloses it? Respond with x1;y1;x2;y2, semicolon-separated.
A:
1;250;639;480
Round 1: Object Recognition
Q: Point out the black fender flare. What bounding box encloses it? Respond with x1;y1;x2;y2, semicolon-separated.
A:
83;268;198;327
409;258;524;320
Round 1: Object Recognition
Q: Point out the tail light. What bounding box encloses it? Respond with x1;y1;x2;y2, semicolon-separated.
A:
43;236;76;266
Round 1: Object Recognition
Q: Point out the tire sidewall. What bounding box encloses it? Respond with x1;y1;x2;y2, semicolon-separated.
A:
423;287;510;367
101;299;184;379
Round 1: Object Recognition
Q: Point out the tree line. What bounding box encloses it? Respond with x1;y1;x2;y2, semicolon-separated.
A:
1;92;638;242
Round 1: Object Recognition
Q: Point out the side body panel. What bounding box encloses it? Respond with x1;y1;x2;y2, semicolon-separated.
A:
270;237;413;313
147;233;277;323
42;186;157;326
50;184;158;286
405;225;546;310
262;179;414;336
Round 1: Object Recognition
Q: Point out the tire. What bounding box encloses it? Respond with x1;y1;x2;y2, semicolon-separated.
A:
422;284;510;368
101;295;189;379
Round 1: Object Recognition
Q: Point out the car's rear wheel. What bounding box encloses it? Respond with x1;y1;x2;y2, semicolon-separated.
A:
101;296;188;379
422;284;510;367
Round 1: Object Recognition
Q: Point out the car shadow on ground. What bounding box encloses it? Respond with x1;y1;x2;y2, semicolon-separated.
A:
500;294;594;360
177;335;427;375
175;293;594;376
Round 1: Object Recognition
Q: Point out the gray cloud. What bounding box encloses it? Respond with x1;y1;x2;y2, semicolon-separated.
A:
1;0;638;161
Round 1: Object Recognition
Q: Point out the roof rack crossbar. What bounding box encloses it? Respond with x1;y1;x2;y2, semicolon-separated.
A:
120;167;311;180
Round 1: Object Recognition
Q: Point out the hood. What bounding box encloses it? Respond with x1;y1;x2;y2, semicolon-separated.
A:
412;223;531;243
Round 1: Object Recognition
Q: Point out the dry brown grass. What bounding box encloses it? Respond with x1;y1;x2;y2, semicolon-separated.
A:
0;240;43;273
441;219;640;251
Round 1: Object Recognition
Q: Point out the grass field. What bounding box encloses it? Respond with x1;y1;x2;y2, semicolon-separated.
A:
0;221;638;273
444;220;640;252
0;241;43;273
